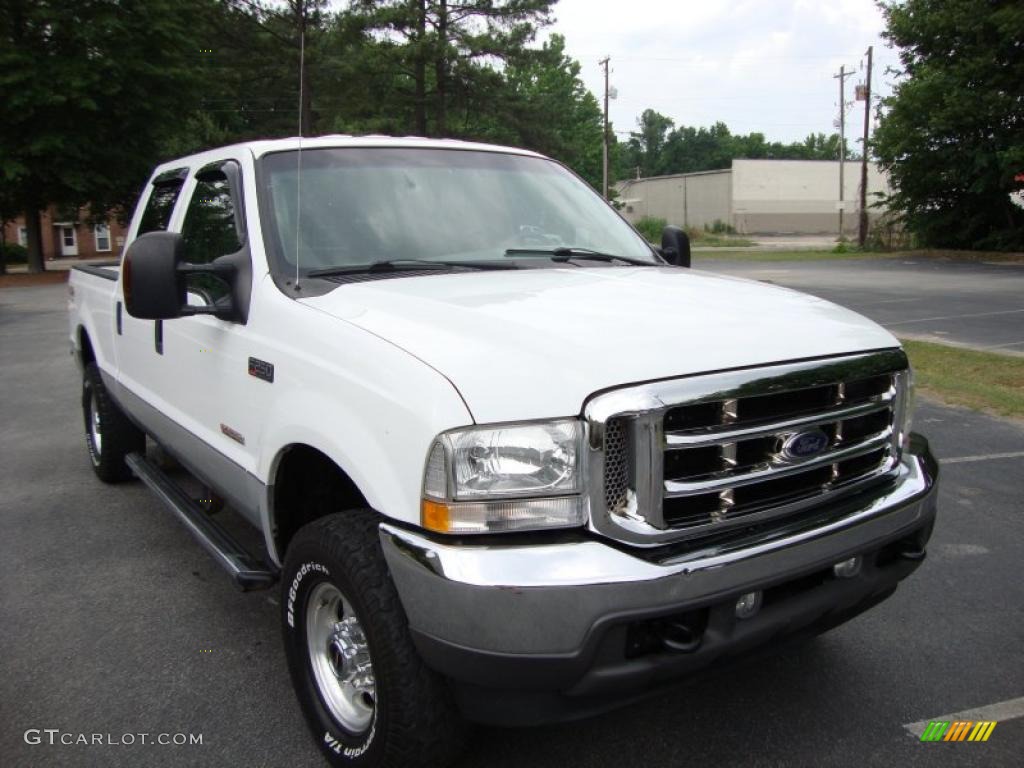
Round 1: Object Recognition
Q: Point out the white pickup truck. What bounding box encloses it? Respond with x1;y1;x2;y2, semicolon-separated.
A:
69;136;938;767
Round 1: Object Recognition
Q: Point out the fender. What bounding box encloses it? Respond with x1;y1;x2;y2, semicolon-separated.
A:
257;369;472;533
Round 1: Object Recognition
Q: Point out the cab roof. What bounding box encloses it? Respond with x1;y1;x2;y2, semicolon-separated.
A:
153;134;546;177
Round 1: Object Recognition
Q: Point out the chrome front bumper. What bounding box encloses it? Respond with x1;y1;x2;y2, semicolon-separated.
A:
380;436;938;660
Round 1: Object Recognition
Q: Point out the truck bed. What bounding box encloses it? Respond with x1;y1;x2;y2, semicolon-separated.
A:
69;261;122;377
72;261;121;281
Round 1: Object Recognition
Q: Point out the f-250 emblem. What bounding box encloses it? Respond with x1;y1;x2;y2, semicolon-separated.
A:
781;429;829;460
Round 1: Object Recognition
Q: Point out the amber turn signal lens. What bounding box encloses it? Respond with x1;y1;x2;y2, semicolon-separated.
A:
122;254;132;306
421;499;451;533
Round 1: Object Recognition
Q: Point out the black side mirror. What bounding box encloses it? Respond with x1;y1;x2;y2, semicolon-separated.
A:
123;232;187;319
123;232;237;320
660;225;691;268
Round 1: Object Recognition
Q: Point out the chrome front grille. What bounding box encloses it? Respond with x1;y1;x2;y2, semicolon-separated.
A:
585;350;910;547
661;374;894;530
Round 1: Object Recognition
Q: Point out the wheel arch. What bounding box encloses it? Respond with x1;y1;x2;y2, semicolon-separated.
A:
267;442;372;563
77;324;96;370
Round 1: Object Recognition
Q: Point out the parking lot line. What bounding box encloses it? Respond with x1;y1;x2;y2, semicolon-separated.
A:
855;297;925;307
941;451;1024;465
904;696;1024;737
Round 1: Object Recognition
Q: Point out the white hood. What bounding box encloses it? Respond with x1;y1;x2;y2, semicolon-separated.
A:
301;267;899;424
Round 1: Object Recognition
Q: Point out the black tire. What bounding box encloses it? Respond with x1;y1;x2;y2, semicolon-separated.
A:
281;510;466;768
82;362;145;482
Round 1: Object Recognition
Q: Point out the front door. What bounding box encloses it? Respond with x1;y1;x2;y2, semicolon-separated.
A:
150;156;271;516
59;226;78;256
116;155;270;522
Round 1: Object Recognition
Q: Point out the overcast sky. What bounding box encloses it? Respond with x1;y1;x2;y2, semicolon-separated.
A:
546;0;902;145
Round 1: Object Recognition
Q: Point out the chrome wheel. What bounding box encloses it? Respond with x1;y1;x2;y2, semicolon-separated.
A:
306;581;376;733
87;389;102;464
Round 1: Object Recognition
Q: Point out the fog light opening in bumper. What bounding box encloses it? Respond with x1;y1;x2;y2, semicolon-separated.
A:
735;591;763;620
833;556;863;579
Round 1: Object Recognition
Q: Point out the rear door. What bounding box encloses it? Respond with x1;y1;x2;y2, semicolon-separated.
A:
116;168;188;396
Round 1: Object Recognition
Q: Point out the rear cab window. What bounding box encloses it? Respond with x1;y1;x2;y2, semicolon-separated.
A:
138;168;188;235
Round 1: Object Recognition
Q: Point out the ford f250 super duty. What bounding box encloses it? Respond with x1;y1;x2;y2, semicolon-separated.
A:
69;136;938;767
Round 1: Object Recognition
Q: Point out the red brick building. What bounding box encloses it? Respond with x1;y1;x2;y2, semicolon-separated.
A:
3;205;128;261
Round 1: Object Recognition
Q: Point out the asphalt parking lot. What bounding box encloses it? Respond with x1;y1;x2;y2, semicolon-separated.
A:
2;276;1022;768
698;255;1024;353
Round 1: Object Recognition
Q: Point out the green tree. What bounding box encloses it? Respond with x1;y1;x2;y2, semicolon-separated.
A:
621;109;675;177
616;110;854;180
351;1;555;137
223;0;330;136
164;0;335;152
498;35;604;188
874;0;1024;250
348;0;434;135
0;0;209;272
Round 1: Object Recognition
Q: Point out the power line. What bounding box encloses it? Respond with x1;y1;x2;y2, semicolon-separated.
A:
574;52;898;62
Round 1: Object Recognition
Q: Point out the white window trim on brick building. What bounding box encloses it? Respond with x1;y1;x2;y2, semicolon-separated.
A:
94;222;111;252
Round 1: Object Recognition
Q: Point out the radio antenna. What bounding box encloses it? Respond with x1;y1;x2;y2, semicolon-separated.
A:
294;27;305;291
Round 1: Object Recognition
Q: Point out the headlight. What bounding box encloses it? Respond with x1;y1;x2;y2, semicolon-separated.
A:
421;419;586;534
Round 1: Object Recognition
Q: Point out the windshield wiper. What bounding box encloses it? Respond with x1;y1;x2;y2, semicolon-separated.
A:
308;259;518;277
504;247;657;266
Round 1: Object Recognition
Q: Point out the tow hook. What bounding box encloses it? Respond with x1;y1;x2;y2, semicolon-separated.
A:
899;544;927;562
658;618;703;653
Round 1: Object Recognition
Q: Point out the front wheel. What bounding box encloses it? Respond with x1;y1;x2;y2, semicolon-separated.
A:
281;511;465;768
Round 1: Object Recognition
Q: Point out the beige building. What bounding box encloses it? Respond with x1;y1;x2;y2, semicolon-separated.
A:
616;159;891;235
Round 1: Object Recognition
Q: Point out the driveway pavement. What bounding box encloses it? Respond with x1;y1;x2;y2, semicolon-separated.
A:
2;282;1022;768
697;256;1024;354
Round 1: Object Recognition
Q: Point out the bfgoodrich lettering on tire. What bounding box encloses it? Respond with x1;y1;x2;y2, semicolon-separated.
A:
281;510;465;767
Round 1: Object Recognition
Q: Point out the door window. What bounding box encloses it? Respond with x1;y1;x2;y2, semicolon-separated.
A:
180;165;245;306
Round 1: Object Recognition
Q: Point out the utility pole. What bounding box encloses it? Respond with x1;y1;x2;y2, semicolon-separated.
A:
600;56;610;200
833;65;854;238
857;45;873;247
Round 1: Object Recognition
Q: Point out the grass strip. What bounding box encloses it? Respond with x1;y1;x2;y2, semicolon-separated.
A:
693;249;894;261
901;339;1024;419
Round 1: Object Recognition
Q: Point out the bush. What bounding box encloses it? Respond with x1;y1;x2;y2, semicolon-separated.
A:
865;215;915;251
634;216;667;243
704;219;736;235
0;242;28;264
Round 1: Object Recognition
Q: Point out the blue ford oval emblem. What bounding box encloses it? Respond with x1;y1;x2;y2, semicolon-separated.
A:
782;429;829;460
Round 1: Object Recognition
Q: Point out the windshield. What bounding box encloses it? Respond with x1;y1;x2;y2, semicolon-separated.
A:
257;147;657;274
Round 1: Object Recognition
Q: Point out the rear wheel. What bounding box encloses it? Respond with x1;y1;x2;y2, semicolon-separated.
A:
82;362;144;482
281;510;465;767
